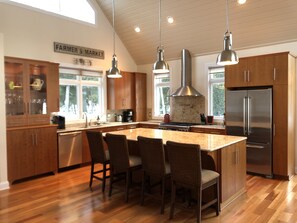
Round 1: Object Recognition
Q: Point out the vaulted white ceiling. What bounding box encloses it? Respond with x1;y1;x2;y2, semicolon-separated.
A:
96;0;297;65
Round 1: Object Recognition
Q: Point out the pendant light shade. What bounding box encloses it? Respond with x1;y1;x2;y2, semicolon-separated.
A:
107;55;122;78
153;0;169;74
216;31;239;65
217;0;239;65
107;0;122;78
153;47;170;74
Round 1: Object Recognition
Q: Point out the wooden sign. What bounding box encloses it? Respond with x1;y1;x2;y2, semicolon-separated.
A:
54;42;104;59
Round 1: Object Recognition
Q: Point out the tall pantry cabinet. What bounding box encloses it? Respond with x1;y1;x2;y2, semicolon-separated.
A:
225;52;296;180
5;57;59;183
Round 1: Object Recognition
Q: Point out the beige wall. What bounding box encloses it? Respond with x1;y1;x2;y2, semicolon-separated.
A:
0;2;137;189
0;2;136;71
138;41;297;173
0;33;9;190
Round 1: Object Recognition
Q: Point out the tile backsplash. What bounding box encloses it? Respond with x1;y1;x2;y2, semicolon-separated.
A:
170;96;205;123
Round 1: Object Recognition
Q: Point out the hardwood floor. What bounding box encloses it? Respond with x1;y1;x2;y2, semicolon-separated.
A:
0;166;297;223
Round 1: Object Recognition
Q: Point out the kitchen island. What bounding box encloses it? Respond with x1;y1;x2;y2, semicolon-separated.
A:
105;128;247;209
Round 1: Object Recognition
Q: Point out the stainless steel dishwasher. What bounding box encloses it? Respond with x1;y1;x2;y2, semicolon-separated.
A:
58;131;82;168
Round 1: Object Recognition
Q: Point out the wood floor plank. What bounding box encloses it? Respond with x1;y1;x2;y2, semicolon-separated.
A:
0;165;297;223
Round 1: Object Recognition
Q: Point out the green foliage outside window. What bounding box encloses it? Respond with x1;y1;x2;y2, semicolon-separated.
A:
212;83;225;116
209;68;225;117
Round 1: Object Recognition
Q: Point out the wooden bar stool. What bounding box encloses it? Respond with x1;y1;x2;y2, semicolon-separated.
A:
86;130;110;192
166;141;220;223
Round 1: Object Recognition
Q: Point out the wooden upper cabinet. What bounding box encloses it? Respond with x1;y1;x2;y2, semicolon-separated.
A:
135;72;147;121
107;71;135;110
47;63;60;113
274;52;289;85
107;71;147;121
5;57;59;127
251;54;274;86
122;71;135;109
225;52;292;88
225;58;248;88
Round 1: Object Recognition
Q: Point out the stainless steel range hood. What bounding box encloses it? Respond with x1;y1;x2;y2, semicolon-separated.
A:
171;49;202;97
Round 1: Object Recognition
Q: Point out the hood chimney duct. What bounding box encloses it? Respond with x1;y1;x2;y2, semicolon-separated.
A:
171;49;202;97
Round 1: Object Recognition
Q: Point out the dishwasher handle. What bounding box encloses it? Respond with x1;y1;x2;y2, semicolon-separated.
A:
59;131;82;136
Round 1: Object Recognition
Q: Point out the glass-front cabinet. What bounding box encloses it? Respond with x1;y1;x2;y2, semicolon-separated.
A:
5;57;59;127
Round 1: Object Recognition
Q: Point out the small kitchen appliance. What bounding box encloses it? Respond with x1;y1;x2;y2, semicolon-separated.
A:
52;115;65;129
123;109;134;122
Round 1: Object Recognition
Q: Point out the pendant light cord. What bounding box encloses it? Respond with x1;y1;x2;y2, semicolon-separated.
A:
226;0;229;33
159;0;162;49
112;0;115;56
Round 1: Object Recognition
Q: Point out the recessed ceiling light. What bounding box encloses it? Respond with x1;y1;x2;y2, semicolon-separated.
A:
237;0;246;4
167;16;174;24
134;26;141;33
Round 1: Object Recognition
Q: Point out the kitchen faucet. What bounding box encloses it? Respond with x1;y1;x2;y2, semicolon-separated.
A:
83;112;88;128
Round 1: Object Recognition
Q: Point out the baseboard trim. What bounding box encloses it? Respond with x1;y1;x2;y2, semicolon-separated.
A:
0;181;10;191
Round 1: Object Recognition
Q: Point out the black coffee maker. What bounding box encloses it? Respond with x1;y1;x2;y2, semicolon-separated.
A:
52;115;65;129
122;110;134;122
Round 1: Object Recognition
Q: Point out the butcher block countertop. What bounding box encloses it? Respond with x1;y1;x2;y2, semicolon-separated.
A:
104;128;246;152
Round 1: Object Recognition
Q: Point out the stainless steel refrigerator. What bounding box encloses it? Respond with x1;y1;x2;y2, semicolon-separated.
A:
225;88;273;177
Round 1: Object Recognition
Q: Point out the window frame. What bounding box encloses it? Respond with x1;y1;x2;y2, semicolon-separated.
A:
59;67;104;122
208;66;225;120
152;73;171;119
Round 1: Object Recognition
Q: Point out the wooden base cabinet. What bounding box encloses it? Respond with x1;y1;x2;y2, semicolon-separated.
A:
7;126;57;183
220;140;246;207
191;127;226;135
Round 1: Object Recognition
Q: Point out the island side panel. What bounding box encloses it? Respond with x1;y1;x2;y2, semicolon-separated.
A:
220;140;246;208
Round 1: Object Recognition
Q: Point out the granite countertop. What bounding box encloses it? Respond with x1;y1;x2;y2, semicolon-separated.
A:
57;120;225;133
57;122;138;133
103;128;245;152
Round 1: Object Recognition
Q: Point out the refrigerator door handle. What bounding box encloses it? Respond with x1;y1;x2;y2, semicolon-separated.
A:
243;97;247;135
247;144;265;149
247;97;251;135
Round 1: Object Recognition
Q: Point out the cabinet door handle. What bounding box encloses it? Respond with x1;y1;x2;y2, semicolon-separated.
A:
35;133;38;146
247;144;265;149
273;68;276;81
244;71;246;82
273;124;276;136
116;127;125;131
247;70;250;82
31;133;35;146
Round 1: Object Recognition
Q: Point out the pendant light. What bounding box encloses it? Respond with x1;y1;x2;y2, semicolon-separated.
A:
107;0;122;78
217;0;239;65
153;0;169;74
